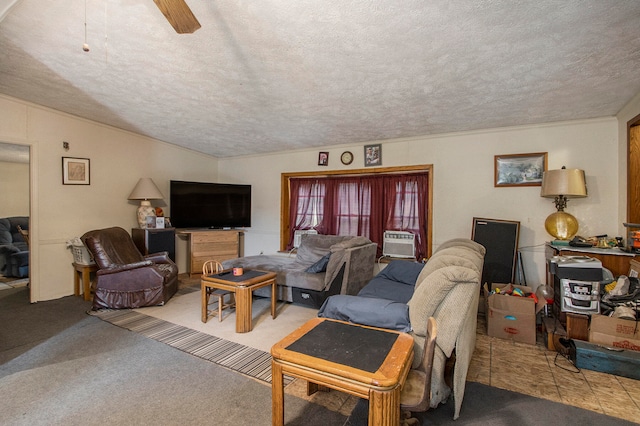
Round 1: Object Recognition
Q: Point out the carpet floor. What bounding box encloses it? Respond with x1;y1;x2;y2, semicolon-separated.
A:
89;308;294;385
3;285;638;425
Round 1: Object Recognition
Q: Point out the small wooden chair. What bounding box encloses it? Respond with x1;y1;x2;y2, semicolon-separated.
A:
17;225;29;247
202;260;236;322
400;317;437;424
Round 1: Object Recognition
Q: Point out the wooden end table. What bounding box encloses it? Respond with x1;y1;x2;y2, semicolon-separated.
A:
201;269;277;333
72;262;98;301
271;318;414;426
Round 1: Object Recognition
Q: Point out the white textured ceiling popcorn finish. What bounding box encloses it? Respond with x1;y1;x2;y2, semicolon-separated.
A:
0;1;639;158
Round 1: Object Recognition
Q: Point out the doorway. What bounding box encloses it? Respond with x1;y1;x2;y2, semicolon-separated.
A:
628;116;640;224
0;142;30;293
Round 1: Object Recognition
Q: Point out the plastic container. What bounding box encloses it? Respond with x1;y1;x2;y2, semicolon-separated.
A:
67;237;95;265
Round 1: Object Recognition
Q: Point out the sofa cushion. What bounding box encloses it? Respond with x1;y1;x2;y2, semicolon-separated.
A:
414;246;484;289
357;277;415;303
0;218;11;245
225;255;327;291
414;253;482;290
296;234;351;265
376;260;425;285
318;295;411;332
409;266;479;338
0;217;28;245
435;238;485;255
305;253;331;273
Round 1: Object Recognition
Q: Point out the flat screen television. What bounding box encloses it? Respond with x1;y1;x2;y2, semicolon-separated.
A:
169;180;251;229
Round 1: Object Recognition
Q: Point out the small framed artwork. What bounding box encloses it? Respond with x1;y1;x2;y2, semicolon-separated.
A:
494;152;547;187
318;152;329;166
62;157;90;185
145;216;157;228
364;144;382;167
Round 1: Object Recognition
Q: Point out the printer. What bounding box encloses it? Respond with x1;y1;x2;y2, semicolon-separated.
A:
548;256;603;315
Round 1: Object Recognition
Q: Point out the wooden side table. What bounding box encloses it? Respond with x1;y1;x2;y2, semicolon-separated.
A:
271;318;414;426
73;262;98;301
201;269;277;332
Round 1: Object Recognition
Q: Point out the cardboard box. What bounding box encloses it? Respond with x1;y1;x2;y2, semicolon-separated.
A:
589;314;640;352
629;259;640;278
484;283;545;345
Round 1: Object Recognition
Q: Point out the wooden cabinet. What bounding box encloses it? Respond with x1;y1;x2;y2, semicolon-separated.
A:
132;228;176;261
179;229;244;276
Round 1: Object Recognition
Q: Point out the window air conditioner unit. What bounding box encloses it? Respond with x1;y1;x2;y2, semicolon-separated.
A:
383;230;416;258
293;229;318;248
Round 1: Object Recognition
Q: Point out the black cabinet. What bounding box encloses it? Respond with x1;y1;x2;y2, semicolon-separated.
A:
132;228;176;261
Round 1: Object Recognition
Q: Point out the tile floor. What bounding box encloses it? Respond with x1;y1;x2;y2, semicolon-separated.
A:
470;315;640;423
285;314;640;423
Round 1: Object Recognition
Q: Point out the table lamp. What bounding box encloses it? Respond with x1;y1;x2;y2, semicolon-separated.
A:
128;178;164;228
540;167;587;241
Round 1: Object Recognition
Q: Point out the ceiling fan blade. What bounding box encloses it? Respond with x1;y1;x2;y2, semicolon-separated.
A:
153;0;201;34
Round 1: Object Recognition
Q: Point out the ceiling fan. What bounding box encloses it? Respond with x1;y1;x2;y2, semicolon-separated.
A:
153;0;201;34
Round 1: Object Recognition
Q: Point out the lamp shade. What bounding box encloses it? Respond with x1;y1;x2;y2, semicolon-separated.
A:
128;178;164;201
540;168;587;241
540;168;587;199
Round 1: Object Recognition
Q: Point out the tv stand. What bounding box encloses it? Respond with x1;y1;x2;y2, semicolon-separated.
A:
177;229;244;277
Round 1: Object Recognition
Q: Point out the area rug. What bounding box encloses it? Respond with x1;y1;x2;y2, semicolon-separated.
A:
90;308;294;386
130;288;320;353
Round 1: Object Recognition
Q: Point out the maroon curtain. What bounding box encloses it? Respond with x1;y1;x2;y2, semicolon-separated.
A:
381;174;429;260
288;172;429;258
288;178;324;249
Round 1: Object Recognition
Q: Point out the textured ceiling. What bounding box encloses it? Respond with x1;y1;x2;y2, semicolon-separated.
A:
0;1;639;158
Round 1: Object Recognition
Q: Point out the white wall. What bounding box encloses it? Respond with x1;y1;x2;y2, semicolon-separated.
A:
219;118;620;289
0;94;219;301
3;89;639;299
0;160;29;216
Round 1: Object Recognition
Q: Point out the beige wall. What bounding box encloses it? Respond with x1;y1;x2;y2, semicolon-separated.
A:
2;89;639;300
0;95;219;301
219;117;620;288
0;160;29;216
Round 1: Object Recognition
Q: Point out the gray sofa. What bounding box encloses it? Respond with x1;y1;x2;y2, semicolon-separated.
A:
318;238;485;419
222;234;377;308
0;216;29;278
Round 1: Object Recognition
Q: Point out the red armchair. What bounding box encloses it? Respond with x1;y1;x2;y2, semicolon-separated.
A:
82;226;178;310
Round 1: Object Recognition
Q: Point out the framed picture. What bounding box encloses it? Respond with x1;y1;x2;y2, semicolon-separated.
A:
364;144;382;167
318;151;329;166
494;152;547;187
62;157;90;185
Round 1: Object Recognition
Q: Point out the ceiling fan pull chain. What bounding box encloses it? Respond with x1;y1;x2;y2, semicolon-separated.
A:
82;0;89;52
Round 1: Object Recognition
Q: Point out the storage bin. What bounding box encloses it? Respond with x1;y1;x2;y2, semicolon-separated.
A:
67;238;95;265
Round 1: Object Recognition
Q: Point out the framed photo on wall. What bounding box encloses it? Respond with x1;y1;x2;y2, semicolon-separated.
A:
62;157;90;185
364;144;382;167
494;152;547;187
318;151;329;166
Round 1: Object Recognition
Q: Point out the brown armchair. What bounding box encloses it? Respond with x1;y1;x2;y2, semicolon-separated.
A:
82;226;178;310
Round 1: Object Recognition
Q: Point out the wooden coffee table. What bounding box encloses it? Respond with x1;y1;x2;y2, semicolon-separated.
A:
201;269;277;333
271;317;414;426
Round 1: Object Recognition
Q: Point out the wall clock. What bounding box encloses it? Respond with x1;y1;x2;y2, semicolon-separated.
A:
341;151;354;165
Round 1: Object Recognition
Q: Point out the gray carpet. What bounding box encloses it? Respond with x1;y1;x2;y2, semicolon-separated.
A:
346;383;638;426
2;286;637;425
0;287;346;425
